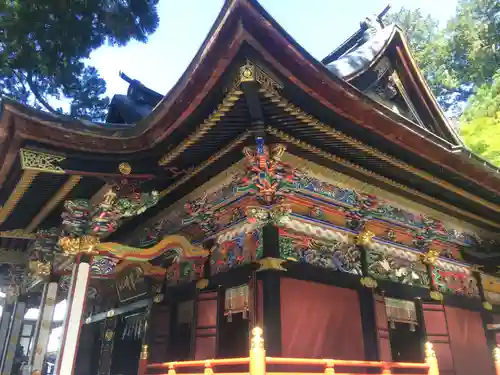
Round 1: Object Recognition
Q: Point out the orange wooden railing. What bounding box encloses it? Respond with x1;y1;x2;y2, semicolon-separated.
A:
494;347;500;375
141;327;440;375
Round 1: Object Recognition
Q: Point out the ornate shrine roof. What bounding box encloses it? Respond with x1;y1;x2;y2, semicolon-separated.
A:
0;0;500;289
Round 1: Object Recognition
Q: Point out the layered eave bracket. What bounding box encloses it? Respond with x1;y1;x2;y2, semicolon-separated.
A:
1;0;500;246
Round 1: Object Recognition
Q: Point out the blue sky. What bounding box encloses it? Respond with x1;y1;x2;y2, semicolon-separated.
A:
88;0;458;98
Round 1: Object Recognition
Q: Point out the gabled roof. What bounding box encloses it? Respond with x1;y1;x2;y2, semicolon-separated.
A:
325;23;462;146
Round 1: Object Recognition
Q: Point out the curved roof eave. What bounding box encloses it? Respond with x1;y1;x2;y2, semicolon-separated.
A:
0;0;242;154
1;0;499;197
391;26;464;147
326;25;397;80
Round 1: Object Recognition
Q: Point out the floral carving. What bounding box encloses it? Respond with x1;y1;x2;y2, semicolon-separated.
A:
183;192;223;234
431;264;479;298
411;215;444;250
366;244;429;287
61;185;159;240
344;194;377;231
279;234;361;275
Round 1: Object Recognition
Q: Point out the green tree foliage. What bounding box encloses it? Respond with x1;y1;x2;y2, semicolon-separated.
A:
386;0;500;165
459;69;500;166
384;8;457;109
0;0;159;121
385;0;500;110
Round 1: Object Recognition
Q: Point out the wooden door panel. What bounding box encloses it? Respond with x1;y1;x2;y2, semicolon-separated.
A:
194;291;218;360
374;295;392;361
422;303;455;374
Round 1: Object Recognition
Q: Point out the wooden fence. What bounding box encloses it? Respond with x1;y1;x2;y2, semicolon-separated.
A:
141;327;439;375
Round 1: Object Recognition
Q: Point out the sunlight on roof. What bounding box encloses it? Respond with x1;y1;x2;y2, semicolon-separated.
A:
24;299;67;321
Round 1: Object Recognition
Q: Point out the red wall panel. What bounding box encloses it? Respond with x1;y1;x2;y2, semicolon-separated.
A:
445;306;494;375
280;278;364;360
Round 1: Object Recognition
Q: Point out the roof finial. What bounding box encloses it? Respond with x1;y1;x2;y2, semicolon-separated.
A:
377;4;391;28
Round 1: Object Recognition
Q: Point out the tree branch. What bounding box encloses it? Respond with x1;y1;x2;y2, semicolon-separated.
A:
25;72;59;115
11;70;29;99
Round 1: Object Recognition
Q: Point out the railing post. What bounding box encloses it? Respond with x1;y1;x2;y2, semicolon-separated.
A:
381;364;392;374
204;361;214;375
425;342;440;375
250;327;266;375
493;347;500;375
168;363;177;375
137;344;149;375
324;360;335;375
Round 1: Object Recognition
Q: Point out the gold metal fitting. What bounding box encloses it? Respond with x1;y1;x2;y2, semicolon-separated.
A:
119;162;132;175
356;230;375;246
59;235;100;256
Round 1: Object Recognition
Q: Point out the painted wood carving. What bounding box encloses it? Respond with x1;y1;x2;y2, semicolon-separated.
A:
279;228;362;275
211;229;262;276
431;260;479;298
482;274;500;305
366;242;429;287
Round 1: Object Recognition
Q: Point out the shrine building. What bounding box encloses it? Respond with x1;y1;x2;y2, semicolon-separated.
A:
0;1;499;375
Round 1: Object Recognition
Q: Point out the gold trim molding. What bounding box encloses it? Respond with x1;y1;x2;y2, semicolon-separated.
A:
20;148;65;174
0;229;36;240
158;60;281;167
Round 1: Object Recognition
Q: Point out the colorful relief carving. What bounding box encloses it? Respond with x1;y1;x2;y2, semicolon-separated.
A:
120;160;497;292
366;242;429;287
184;192;222;234
344;194;377;231
431;260;479;298
246;205;291;227
211;229;262;275
61;185;159;239
138;219;168;248
236;141;295;205
293;170;484;248
482;274;500;294
481;274;500;304
91;257;118;276
411;216;445;251
279;229;362;275
166;259;205;286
